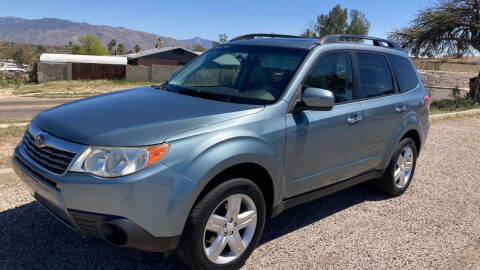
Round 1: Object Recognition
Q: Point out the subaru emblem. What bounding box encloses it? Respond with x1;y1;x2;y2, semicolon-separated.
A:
34;133;47;148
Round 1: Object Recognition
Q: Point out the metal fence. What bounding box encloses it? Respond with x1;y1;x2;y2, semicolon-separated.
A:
72;63;126;80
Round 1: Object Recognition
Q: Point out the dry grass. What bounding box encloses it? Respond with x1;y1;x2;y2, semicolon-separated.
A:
12;80;163;98
0;126;25;168
0;119;30;125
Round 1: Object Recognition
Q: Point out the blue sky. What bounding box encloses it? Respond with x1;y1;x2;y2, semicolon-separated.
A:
1;0;436;41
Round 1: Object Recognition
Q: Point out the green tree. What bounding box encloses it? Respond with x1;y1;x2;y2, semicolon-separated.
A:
108;39;117;55
78;35;109;55
117;43;125;55
12;47;25;67
67;35;108;55
134;44;141;53
301;4;370;38
34;45;46;61
346;10;370;36
67;41;83;54
388;0;480;57
219;33;229;43
192;44;206;52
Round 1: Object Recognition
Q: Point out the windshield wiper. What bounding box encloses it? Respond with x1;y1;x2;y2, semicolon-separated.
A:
162;85;231;102
176;89;232;102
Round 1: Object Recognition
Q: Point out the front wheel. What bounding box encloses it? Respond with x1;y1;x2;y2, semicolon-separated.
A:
378;138;418;196
177;178;266;270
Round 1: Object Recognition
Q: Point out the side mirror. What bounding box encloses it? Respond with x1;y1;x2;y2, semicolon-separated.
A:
294;87;334;112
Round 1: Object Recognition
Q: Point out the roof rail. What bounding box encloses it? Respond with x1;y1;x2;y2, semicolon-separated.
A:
317;34;402;50
230;33;307;42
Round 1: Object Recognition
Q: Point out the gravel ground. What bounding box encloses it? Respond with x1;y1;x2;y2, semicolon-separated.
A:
0;117;479;269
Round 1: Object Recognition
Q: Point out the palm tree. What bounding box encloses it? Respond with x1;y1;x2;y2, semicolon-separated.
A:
117;43;125;55
108;39;117;55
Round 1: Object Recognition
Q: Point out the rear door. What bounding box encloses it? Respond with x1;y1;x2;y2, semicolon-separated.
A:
355;52;405;172
284;51;365;198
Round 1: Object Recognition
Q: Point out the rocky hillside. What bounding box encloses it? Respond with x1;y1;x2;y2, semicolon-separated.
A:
0;16;192;50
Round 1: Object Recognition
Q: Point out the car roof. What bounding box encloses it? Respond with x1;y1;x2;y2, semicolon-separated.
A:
223;35;407;56
224;37;318;50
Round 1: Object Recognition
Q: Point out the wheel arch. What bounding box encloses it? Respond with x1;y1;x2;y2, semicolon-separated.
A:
381;114;422;170
401;129;421;154
194;162;275;219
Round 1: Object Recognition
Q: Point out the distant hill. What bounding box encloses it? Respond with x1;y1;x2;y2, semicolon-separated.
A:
0;16;194;50
0;16;28;24
181;37;214;49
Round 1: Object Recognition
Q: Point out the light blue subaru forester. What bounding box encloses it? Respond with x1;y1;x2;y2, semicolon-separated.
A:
12;34;429;270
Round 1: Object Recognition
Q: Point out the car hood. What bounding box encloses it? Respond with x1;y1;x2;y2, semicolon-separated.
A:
33;87;264;146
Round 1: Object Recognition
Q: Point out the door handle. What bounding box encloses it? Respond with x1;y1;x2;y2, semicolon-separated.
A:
396;104;407;113
347;114;363;124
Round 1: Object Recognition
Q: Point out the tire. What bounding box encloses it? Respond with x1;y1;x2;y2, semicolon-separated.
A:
378;138;418;196
177;178;266;270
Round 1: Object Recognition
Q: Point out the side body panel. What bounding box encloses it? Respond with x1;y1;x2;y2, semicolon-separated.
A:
283;102;363;198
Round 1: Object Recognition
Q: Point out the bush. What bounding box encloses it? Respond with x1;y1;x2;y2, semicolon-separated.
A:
26;62;38;83
431;95;479;113
0;73;28;88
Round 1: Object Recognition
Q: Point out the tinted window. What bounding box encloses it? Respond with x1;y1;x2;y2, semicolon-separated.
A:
357;53;394;98
389;55;418;92
305;53;354;103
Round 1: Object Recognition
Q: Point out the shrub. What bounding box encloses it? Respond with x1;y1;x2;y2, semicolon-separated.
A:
431;95;478;113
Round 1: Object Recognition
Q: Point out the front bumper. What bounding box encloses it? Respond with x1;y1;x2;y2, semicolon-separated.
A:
12;146;198;252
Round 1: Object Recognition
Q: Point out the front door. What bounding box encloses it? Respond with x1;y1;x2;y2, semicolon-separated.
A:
284;52;364;198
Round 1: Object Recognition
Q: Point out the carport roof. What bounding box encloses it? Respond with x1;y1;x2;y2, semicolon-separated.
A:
40;54;127;65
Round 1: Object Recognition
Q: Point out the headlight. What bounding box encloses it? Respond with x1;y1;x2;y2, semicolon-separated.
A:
70;144;168;177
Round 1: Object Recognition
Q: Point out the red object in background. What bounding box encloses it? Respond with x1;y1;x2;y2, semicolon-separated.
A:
424;95;430;110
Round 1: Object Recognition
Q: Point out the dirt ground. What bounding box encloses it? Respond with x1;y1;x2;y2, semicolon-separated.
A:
0;136;19;168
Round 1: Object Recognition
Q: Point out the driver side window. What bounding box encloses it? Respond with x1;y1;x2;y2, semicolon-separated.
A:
304;52;354;103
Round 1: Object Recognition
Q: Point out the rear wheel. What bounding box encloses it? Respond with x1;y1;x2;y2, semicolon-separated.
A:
177;178;266;270
378;138;417;196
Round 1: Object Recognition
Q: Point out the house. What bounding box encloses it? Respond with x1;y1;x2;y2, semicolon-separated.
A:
127;47;200;66
37;48;200;83
39;54;127;82
0;59;27;78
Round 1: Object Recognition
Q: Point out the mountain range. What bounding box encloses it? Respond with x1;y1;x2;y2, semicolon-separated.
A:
181;37;214;49
0;16;213;51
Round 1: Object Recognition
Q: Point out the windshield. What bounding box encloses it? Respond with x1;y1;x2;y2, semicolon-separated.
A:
167;45;308;105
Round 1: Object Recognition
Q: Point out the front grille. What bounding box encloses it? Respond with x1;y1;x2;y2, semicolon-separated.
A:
22;131;76;174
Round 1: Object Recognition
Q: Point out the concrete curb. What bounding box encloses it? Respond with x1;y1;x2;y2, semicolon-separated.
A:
430;108;480;121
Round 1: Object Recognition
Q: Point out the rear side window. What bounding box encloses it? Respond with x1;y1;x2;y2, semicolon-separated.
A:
388;55;418;92
357;53;394;98
304;52;354;103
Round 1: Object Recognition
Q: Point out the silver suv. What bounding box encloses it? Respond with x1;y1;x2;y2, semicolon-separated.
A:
12;34;430;270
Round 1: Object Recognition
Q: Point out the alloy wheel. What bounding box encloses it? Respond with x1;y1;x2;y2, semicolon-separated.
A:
203;194;257;264
394;146;414;188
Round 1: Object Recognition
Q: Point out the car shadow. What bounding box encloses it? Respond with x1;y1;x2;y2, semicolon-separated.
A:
0;182;389;269
259;182;390;245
